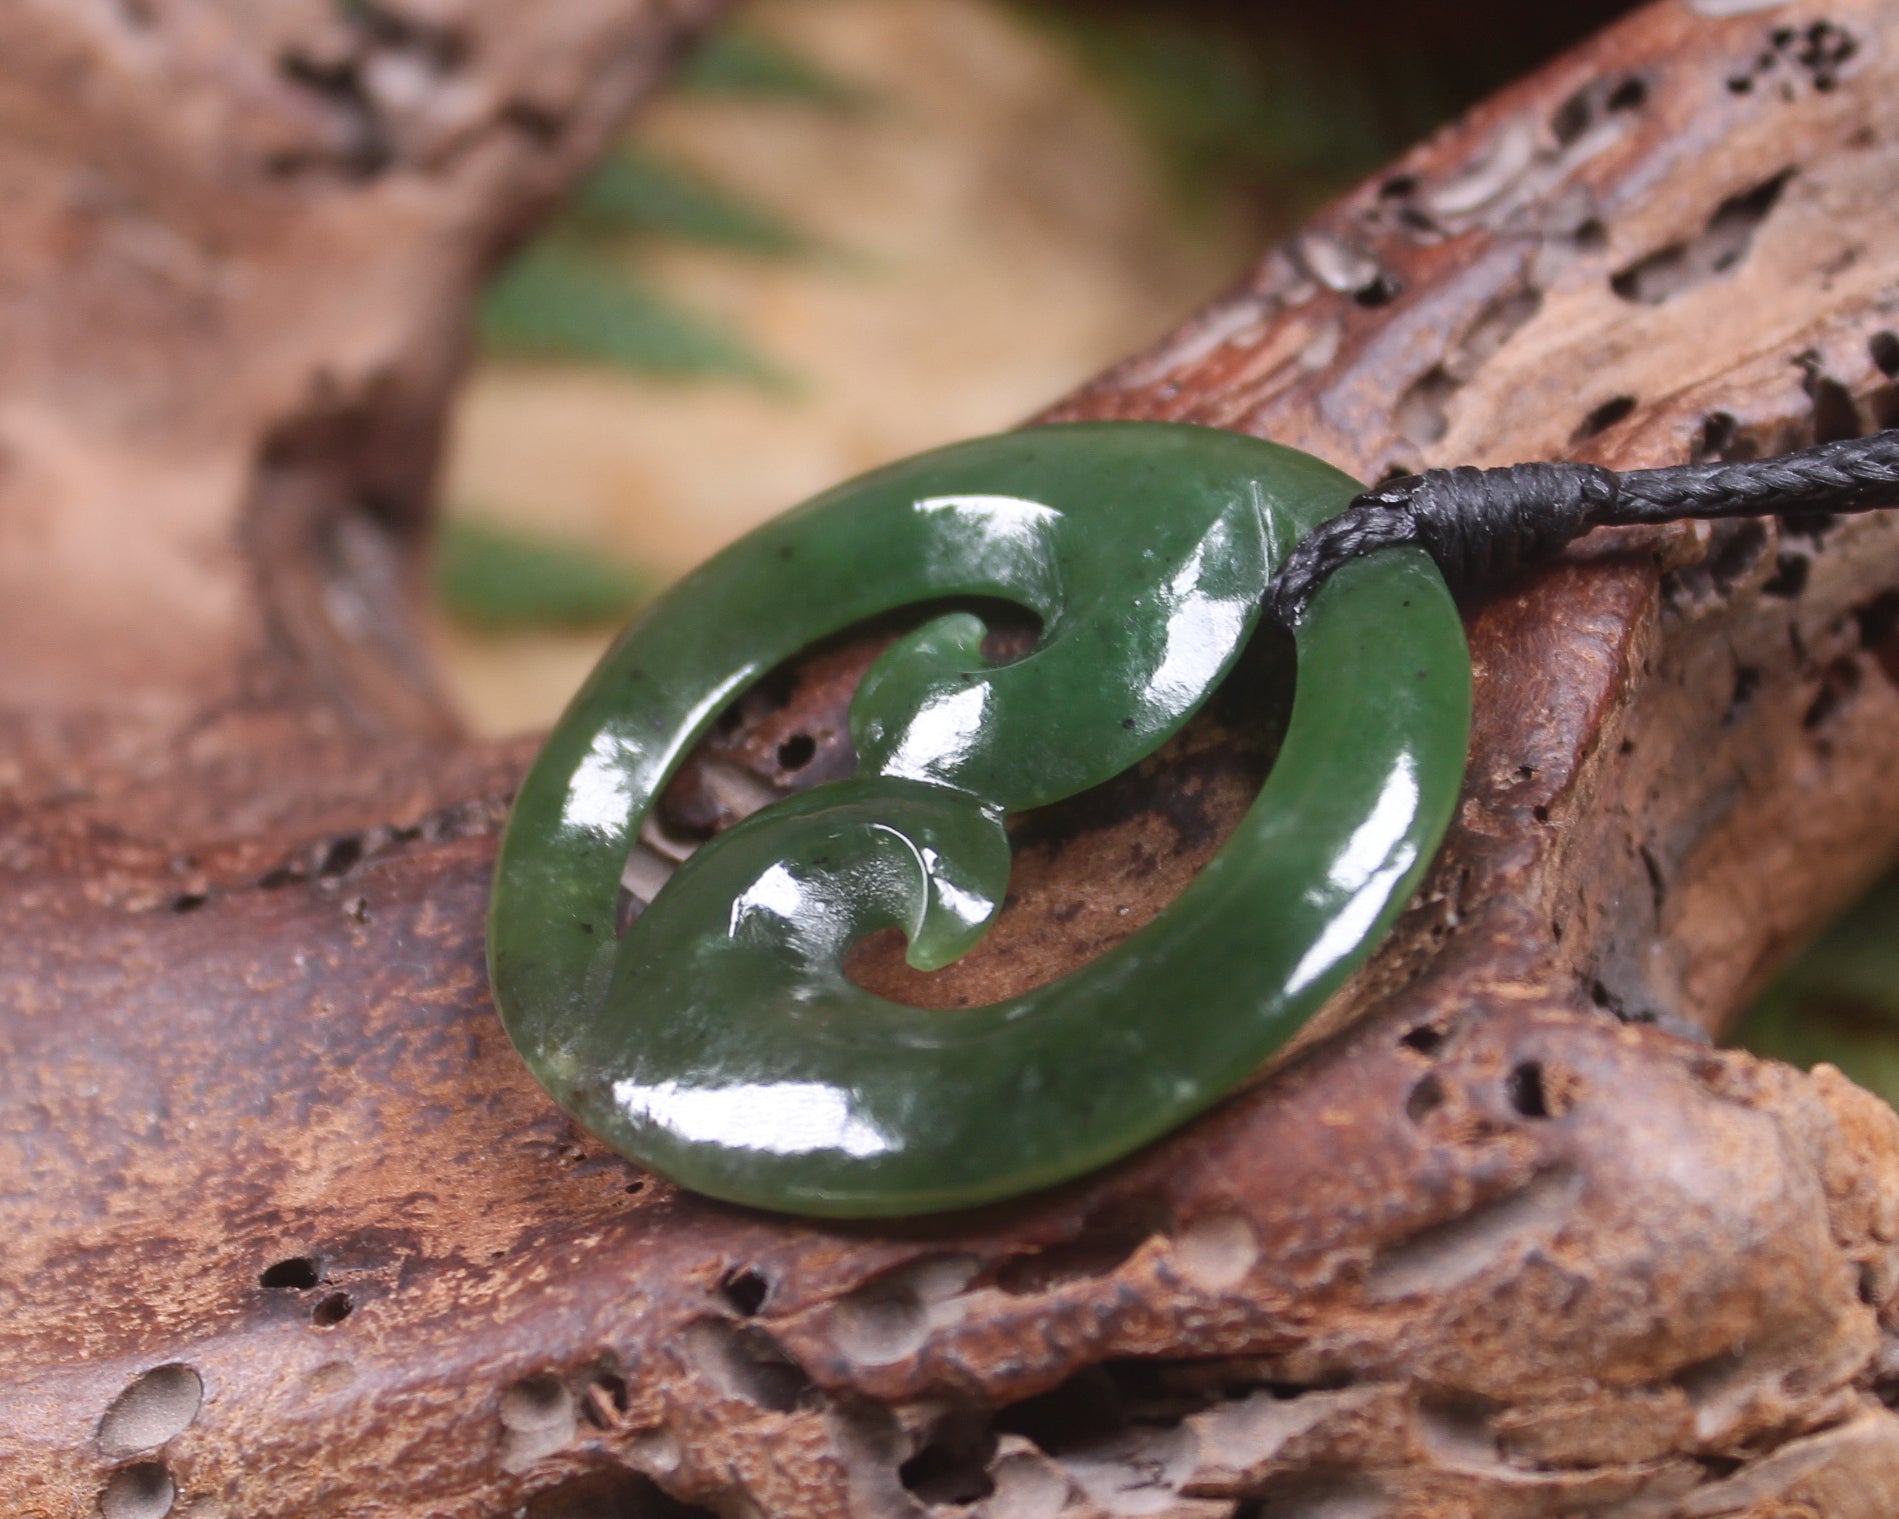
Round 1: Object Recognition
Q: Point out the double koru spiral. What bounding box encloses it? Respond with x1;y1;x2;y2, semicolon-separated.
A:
490;423;1470;1216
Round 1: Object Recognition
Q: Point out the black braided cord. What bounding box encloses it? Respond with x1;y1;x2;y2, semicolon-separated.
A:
1264;429;1899;627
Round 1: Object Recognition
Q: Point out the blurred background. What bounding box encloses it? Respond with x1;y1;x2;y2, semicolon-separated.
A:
430;0;1888;1093
430;0;1637;734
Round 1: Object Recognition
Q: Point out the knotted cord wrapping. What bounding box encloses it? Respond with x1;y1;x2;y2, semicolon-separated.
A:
1266;430;1899;626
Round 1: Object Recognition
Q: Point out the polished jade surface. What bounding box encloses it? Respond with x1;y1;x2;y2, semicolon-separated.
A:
488;422;1471;1216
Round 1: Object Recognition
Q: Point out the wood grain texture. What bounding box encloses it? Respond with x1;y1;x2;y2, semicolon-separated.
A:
8;2;1899;1516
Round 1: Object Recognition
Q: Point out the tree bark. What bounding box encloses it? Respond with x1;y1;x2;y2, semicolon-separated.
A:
8;2;1899;1517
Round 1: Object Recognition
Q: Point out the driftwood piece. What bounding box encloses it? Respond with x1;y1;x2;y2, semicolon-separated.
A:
8;2;1899;1516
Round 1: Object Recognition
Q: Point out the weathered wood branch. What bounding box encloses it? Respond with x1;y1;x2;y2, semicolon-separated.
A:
8;2;1899;1517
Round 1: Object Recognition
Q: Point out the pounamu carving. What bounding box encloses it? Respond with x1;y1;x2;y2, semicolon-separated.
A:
5;2;1899;1516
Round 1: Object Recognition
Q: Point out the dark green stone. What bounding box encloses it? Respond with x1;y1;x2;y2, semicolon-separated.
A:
489;422;1471;1216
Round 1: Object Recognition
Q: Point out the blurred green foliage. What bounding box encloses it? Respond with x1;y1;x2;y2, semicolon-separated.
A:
1011;9;1391;216
458;3;1578;633
678;28;875;111
1728;873;1899;1106
480;241;792;387
572;151;811;256
473;26;858;390
434;518;650;632
452;24;862;631
1009;4;1631;218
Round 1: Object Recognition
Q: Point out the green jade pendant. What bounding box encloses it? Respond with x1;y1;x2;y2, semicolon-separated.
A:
489;422;1472;1216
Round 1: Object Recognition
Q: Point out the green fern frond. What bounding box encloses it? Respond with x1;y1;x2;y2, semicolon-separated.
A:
435;517;653;631
479;242;792;388
679;28;872;111
575;152;810;257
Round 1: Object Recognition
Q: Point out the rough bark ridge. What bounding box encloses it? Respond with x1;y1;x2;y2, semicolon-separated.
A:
7;2;1899;1517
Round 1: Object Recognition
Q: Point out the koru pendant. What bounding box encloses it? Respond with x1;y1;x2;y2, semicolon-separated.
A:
488;421;1471;1216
